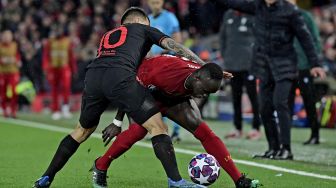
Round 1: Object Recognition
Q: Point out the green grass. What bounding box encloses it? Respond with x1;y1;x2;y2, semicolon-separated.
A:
0;112;336;188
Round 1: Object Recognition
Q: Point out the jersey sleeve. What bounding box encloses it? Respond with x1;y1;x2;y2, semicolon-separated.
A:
145;26;170;46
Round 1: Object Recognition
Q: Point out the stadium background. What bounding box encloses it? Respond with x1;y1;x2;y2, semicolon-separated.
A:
0;0;336;188
0;0;335;95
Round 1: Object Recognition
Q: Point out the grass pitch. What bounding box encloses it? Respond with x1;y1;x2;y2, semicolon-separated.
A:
0;111;335;188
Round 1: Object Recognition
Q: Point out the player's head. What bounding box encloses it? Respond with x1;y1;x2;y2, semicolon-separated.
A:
121;7;150;26
1;30;13;43
147;0;164;14
188;63;223;97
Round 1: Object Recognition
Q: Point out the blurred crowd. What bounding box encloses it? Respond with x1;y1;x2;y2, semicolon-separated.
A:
312;6;336;77
0;0;335;93
0;0;222;94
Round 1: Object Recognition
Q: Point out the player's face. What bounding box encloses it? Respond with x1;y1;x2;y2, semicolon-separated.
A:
191;78;221;98
148;0;164;13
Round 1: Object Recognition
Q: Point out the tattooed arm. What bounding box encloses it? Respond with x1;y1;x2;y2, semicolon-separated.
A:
160;38;206;66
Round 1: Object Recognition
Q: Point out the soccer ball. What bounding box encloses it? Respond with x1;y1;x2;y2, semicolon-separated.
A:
188;153;221;186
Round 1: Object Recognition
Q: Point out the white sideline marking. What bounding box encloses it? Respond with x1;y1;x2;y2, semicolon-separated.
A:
1;118;336;181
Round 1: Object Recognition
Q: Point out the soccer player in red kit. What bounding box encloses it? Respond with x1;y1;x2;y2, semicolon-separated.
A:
93;55;261;188
42;26;77;120
0;30;21;118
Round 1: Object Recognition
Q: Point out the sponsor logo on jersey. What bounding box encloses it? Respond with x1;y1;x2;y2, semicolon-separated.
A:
187;64;200;69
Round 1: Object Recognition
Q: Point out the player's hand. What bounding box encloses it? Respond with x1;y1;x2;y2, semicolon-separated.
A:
310;67;326;79
223;71;233;79
102;123;121;146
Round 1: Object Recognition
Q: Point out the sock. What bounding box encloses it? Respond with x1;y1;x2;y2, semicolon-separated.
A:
193;122;241;182
42;135;80;180
96;123;147;170
151;134;182;181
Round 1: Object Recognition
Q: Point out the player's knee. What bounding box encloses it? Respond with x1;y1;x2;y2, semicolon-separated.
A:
145;121;168;136
142;113;168;136
150;123;168;136
71;123;96;143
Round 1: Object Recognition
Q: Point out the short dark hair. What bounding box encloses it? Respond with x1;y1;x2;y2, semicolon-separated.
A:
199;63;223;80
121;7;149;24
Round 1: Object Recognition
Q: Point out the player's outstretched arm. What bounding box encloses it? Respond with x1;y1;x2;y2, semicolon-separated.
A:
102;109;126;146
160;38;206;66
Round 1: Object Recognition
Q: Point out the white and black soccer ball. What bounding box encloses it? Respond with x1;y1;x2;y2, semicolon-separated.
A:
188;153;221;186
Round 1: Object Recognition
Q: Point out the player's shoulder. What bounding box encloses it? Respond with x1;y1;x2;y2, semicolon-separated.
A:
163;55;199;66
281;1;300;15
146;54;183;64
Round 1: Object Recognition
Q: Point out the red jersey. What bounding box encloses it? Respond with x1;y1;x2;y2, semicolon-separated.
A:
137;55;201;97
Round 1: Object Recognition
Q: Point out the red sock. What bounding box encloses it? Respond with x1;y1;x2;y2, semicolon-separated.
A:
193;122;242;182
96;123;148;170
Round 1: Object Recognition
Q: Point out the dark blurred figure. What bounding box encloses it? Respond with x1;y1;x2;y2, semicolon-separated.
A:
219;10;261;140
288;0;323;145
212;0;326;160
189;0;222;35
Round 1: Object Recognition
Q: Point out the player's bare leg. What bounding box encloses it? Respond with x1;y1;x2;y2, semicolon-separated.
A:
33;123;97;188
70;124;97;143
